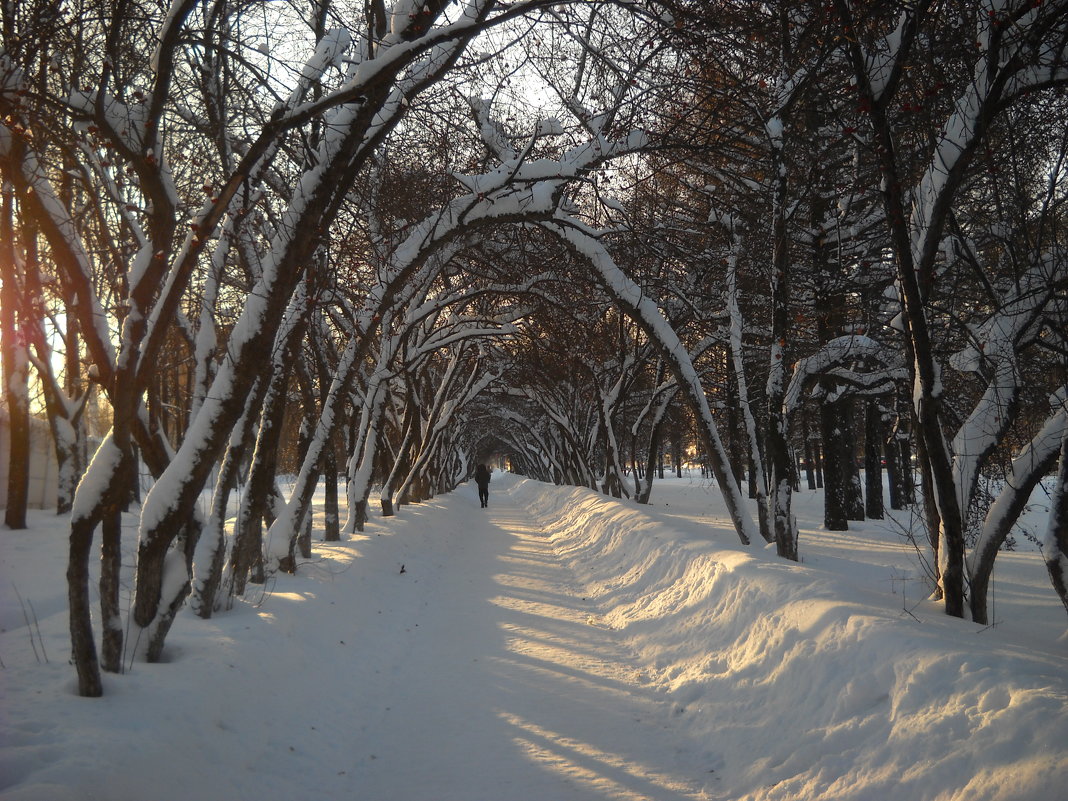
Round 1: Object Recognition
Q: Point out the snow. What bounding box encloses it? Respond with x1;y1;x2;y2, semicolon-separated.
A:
2;473;1065;801
69;435;121;522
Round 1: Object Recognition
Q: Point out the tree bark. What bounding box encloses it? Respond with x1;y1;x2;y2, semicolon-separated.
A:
1;196;29;528
1043;428;1068;619
864;400;884;520
819;395;849;531
99;495;129;673
68;516;102;696
192;384;261;618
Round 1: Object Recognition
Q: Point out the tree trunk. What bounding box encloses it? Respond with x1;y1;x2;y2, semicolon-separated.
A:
2;353;30;528
99;508;125;672
840;398;865;520
68;515;102;696
969;413;1065;623
1043;428;1068;619
820;396;849;531
192;388;260;618
292;404;317;565
1;187;29;527
67;436;134;694
323;448;340;541
637;397;670;504
381;400;418;517
865;400;884;520
230;364;290;598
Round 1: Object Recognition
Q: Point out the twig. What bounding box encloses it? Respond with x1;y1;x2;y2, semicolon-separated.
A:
122;585;136;674
250;574;277;608
27;598;49;663
902;597;925;622
13;585;42;664
125;624;143;674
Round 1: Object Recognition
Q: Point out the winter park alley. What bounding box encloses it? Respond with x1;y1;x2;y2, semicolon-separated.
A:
5;2;1068;798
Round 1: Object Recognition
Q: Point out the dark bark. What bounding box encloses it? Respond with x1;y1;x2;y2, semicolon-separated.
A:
864;400;884;520
313;323;340;542
99;509;124;672
230;362;291;598
2;371;30;529
68;516;102;696
381;398;418;516
1;215;29;528
1044;430;1068;619
840;399;865;521
819;396;849;531
725;366;745;487
637;405;668;504
323;449;340;542
899;434;915;503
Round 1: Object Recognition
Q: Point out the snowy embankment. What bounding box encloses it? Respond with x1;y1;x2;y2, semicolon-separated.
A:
511;477;1068;801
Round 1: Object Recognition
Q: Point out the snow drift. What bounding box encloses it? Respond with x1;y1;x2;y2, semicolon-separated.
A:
512;477;1068;801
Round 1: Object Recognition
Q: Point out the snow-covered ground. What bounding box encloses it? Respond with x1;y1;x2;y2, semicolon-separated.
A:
1;472;1065;800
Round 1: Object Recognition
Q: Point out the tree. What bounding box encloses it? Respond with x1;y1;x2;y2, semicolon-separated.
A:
833;0;1068;617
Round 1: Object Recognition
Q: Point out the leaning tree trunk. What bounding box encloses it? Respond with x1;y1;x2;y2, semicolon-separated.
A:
969;409;1066;623
546;220;758;547
345;387;388;533
381;400;418;517
230;363;291;598
190;383;261;618
636;396;670;504
1044;427;1068;619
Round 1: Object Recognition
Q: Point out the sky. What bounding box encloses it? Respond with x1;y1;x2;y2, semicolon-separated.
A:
1;471;1065;800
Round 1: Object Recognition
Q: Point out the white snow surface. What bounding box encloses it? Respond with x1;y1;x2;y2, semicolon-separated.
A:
2;473;1065;801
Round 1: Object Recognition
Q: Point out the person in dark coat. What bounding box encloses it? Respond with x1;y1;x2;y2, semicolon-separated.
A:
475;463;491;508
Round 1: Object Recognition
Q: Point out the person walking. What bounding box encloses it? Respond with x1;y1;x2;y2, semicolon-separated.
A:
475;463;491;508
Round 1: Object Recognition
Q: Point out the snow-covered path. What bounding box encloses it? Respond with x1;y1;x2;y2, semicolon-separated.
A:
344;476;711;800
